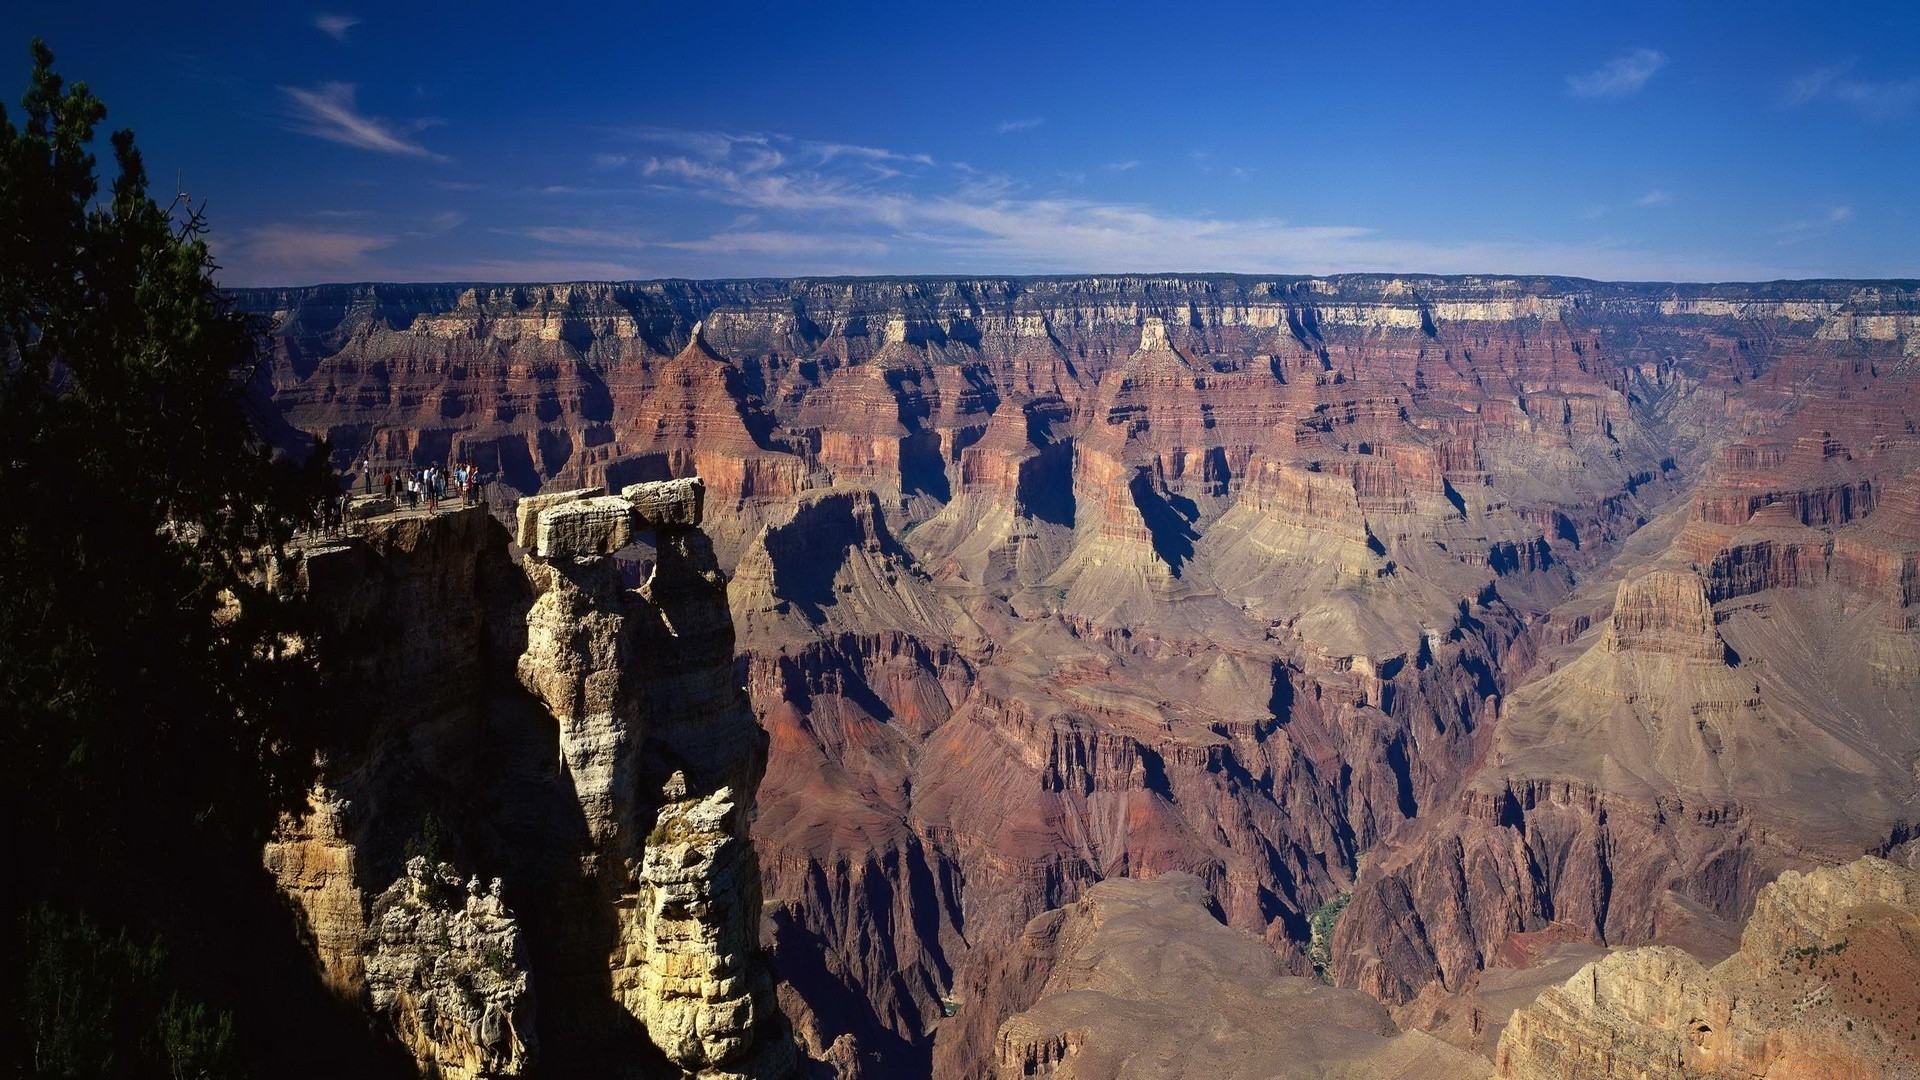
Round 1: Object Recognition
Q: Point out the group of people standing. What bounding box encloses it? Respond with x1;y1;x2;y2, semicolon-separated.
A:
368;458;483;512
307;457;490;539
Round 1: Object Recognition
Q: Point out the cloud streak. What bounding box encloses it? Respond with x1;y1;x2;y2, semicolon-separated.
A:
1773;206;1853;243
996;116;1045;134
228;124;1802;284
280;82;448;160
1568;49;1667;97
227;223;397;274
313;13;360;42
1786;63;1920;122
523;125;1778;281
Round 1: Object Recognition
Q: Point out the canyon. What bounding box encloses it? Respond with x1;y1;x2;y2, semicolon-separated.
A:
240;275;1920;1076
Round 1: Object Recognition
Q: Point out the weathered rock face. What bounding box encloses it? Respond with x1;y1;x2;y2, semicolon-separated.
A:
991;873;1490;1079
1496;856;1920;1079
244;275;1920;1077
265;486;793;1078
364;858;535;1079
1336;368;1920;1028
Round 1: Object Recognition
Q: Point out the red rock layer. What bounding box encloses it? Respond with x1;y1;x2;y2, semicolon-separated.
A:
243;276;1920;1077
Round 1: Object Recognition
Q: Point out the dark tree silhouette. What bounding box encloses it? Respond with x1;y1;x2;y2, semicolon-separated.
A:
0;41;353;1075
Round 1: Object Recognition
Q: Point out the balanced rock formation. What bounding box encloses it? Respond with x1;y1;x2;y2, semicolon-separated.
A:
1496;856;1920;1078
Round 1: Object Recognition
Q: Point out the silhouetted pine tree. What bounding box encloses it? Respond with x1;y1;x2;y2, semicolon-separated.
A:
0;41;365;1076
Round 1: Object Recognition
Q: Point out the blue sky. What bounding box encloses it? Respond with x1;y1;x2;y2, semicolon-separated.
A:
4;1;1916;284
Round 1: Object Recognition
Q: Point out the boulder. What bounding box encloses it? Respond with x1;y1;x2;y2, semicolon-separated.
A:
535;496;633;559
623;477;705;529
514;486;604;550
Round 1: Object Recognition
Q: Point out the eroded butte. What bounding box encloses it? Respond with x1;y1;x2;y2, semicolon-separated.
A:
246;275;1920;1076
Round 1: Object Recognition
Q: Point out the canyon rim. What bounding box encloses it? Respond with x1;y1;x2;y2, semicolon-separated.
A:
6;4;1919;1077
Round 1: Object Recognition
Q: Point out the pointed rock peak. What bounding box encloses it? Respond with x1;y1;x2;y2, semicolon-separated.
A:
676;319;725;363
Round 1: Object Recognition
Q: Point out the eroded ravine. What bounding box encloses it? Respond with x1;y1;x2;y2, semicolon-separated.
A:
247;275;1920;1076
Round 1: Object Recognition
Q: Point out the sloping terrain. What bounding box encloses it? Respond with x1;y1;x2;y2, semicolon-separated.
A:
1497;854;1920;1078
243;275;1920;1075
992;873;1488;1079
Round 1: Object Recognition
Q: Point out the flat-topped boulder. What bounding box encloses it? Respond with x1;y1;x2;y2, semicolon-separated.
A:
623;477;704;529
514;486;605;549
535;496;636;559
518;478;706;561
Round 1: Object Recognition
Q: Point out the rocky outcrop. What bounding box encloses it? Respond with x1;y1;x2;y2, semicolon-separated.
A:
246;275;1920;1077
511;479;793;1078
266;485;793;1078
364;858;535;1079
992;873;1490;1079
1496;856;1920;1078
1602;568;1726;661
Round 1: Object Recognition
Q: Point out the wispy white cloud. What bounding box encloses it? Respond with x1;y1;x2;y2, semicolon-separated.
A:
592;153;630;169
567;125;1776;280
1771;206;1853;248
226;224;398;274
1786;63;1920;122
280;82;448;160
219;211;465;284
506;225;645;249
1773;205;1853;243
1104;160;1141;172
1587;189;1676;218
997;116;1045;135
1568;48;1668;97
231;124;1799;284
314;13;360;42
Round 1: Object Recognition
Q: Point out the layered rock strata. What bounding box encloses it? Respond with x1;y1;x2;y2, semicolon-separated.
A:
1496;856;1920;1078
244;275;1920;1076
1336;381;1920;1028
265;485;793;1078
992;873;1489;1078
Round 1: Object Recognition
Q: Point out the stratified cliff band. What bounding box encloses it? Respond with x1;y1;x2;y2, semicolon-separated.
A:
265;484;795;1077
241;274;1920;1076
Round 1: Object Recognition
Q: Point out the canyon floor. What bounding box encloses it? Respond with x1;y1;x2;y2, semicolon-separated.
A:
246;274;1920;1077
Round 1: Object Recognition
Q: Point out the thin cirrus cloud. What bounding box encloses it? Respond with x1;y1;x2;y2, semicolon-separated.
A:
1567;48;1668;97
219;212;466;284
279;82;449;161
1773;206;1854;242
1786;63;1920;122
1634;190;1673;207
996;117;1045;134
228;223;397;273
313;13;360;42
512;125;1774;281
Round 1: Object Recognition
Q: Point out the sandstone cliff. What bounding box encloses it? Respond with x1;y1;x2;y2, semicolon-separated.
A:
1496;856;1920;1078
242;275;1920;1076
263;486;794;1077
